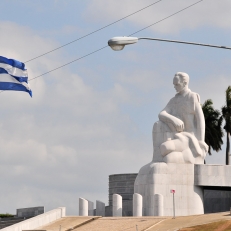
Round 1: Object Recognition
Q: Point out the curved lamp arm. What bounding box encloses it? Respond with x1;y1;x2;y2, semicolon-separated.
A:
108;36;231;51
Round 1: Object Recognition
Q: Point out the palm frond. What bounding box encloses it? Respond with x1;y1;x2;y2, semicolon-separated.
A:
222;86;231;133
202;99;223;155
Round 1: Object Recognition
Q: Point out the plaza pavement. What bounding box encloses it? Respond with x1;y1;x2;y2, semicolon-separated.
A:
36;211;231;231
148;212;231;231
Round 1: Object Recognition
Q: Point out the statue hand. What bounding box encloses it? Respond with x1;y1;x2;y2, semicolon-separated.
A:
199;140;208;153
172;118;184;132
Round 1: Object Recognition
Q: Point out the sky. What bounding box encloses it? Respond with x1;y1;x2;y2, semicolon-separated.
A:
0;0;231;215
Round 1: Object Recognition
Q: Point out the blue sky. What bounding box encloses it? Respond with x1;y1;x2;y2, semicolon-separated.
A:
0;0;231;215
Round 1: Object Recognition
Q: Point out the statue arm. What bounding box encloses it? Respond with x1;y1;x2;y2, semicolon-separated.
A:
195;101;205;141
194;95;208;152
159;105;184;132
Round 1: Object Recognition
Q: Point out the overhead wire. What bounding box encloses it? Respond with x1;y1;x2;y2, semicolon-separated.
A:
29;45;108;81
28;0;204;82
24;0;164;63
0;0;204;94
129;0;203;36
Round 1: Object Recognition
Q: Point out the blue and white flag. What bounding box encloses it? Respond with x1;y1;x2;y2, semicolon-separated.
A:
0;56;32;97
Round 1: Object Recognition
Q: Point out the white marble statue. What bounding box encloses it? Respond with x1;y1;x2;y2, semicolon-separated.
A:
153;72;208;164
134;72;209;216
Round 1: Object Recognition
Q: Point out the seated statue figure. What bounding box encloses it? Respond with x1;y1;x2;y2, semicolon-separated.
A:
152;72;208;164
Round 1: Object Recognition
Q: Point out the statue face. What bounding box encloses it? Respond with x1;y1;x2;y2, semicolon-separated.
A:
173;75;185;93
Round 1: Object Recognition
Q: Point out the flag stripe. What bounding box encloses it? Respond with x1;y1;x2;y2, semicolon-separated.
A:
0;82;32;96
0;73;31;90
0;73;20;83
0;63;28;78
0;68;28;83
0;56;25;70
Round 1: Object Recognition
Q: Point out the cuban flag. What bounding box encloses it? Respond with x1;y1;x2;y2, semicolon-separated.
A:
0;56;32;97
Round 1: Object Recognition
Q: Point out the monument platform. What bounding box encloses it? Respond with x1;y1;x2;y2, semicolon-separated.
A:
134;163;231;216
195;164;231;187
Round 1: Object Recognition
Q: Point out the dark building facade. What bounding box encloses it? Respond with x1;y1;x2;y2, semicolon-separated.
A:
105;173;137;216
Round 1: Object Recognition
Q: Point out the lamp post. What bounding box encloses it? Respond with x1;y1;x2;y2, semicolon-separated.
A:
108;36;231;51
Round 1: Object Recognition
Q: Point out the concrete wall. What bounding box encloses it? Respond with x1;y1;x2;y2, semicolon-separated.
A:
194;164;231;186
1;207;65;231
194;164;231;213
17;207;44;218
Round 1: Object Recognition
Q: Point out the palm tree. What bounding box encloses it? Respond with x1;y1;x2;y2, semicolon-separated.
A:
202;99;223;155
221;86;231;165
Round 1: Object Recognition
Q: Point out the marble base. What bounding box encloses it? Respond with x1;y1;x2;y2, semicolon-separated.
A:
96;200;105;216
134;162;204;216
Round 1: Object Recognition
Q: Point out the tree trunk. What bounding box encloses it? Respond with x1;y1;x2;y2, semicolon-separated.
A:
226;131;230;165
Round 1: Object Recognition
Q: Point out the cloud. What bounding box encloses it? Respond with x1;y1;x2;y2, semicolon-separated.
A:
0;21;152;215
85;0;231;34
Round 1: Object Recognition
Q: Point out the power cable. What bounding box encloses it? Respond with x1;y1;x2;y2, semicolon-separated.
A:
129;0;203;36
29;45;108;81
24;0;164;63
0;0;204;94
29;0;203;81
28;0;204;82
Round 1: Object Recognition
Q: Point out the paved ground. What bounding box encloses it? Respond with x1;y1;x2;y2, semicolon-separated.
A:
35;212;231;231
150;212;231;231
179;220;231;231
35;216;100;231
73;217;165;231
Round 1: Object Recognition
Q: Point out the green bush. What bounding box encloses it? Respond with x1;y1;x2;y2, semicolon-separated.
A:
0;213;14;218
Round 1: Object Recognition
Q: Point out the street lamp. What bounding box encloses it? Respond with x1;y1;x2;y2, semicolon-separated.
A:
108;36;231;51
108;37;138;51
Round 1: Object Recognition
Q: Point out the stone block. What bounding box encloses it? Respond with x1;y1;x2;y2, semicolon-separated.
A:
217;166;225;176
133;193;142;217
79;198;88;216
87;200;94;216
96;200;105;216
167;163;177;174
113;194;122;217
195;165;231;187
154;194;164;216
135;163;203;216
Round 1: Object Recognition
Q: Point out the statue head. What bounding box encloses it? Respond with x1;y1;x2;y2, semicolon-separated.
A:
173;72;189;93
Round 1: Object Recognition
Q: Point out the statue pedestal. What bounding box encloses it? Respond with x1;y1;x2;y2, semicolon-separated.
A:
134;162;204;216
